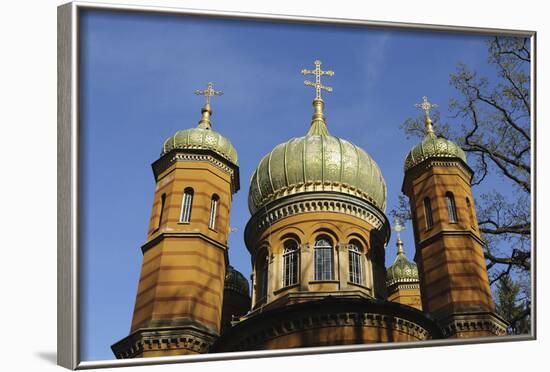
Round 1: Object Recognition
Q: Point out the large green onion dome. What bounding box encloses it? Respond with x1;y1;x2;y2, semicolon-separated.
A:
161;103;238;166
248;99;387;215
224;265;250;297
386;239;419;287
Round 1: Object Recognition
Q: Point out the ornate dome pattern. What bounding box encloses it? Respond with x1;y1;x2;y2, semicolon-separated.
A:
248;134;387;215
161;127;238;165
224;265;250;297
386;249;419;287
404;133;466;172
161;102;238;166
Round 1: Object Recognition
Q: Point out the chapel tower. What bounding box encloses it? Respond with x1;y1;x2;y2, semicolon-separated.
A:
386;220;422;310
112;83;240;358
402;96;507;337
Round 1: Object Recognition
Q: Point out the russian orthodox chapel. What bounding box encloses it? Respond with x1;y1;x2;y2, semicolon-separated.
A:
111;61;508;358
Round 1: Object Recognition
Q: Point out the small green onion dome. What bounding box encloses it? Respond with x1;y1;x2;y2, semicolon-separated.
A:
224;265;250;297
404;116;466;172
248;99;386;215
386;240;419;287
161;104;238;166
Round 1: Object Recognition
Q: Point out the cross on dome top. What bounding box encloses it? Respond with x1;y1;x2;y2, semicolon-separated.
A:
195;82;223;107
301;60;334;101
414;96;438;135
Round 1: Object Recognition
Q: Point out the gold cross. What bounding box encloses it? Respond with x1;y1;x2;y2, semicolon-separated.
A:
301;60;334;100
393;218;406;241
415;96;438;120
194;82;223;106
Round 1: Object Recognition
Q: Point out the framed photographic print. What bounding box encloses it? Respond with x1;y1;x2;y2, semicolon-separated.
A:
57;0;536;369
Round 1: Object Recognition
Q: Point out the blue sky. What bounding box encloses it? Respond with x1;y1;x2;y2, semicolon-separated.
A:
79;9;503;361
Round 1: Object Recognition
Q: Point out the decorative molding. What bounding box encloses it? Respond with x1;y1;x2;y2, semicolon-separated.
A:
387;282;420;292
252;181;385;215
141;232;229;255
244;192;390;250
417;228;485;250
402;157;473;194
172;152;233;175
438;312;508;337
152;148;240;194
111;324;218;359
227;310;431;351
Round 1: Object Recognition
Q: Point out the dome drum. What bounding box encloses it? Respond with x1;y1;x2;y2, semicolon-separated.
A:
244;191;391;253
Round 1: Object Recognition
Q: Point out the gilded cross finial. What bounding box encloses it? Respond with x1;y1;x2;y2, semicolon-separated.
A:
301;60;334;100
194;82;223;129
194;82;223;107
415;96;438;135
393;218;406;254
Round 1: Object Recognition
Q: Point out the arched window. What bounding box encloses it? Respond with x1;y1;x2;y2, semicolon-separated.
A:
180;188;193;223
157;193;167;230
446;192;458;223
314;236;333;281
283;240;299;287
256;252;268;300
348;240;363;285
209;194;220;230
466;197;475;229
424;197;434;229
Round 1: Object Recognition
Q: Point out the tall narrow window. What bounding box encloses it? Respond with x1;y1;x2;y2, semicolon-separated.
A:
209;194;220;230
180;188;193;223
256;252;268;300
424;197;434;229
157;193;167;230
348;240;363;285
314;236;333;281
466;197;475;229
446;192;458;223
283;240;299;287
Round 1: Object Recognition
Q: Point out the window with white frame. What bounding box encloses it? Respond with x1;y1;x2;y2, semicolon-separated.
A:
348;241;363;285
445;192;458;223
283;240;299;287
180;188;193;223
209;194;220;230
314;236;333;281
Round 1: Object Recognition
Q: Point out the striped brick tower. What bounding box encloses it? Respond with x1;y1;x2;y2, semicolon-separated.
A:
401;96;507;338
112;83;240;358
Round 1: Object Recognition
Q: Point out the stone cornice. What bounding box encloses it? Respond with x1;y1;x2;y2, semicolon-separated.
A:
402;157;473;195
387;281;420;293
141;232;228;255
152;148;240;194
249;290;374;316
244;192;390;252
417;228;485;250
437;311;509;337
111;321;219;359
214;297;442;352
